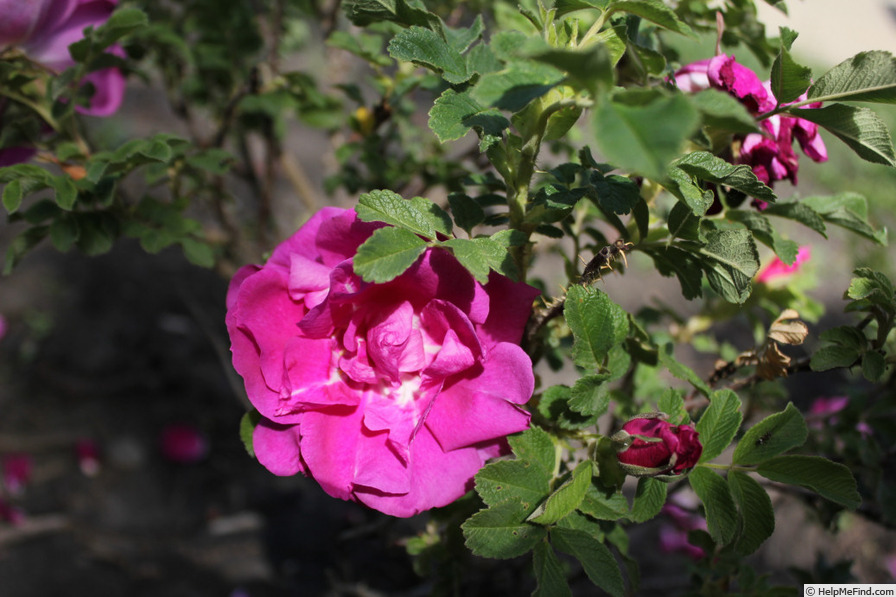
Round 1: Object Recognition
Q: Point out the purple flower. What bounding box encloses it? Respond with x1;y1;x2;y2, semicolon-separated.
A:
674;55;827;203
226;208;538;517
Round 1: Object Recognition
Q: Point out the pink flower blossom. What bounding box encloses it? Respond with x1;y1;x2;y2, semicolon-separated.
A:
615;417;702;476
160;423;209;464
226;207;538;517
756;246;811;283
674;55;827;203
2;453;33;494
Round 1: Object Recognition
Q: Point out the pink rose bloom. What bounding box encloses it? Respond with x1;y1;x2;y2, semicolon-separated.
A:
615;417;702;476
0;1;126;166
226;207;538;517
659;504;708;560
756;246;810;283
674;55;827;203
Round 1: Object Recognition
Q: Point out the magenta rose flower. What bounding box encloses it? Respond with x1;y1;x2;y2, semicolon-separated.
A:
226;207;538;517
756;245;810;283
674;55;827;205
613;416;702;476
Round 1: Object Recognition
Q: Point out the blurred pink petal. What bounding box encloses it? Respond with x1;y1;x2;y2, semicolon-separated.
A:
756;246;811;283
160;423;209;464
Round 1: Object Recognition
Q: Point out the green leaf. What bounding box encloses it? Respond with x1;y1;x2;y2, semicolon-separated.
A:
691;89;762;135
629;477;667;523
770;47;812;104
353;226;428;283
578;482;629;521
239;410;261;458
343;0;443;32
643;246;704;299
49;215;80;252
732;403;808;465
2;179;23;213
356;189;443;239
509;427;557;475
447;193;485;234
801;193;887;245
429;88;510;143
388;26;470;84
808;50;896;104
699;227;760;304
471;61;565;112
657;343;711;396
551;527;626;597
761;201;827;238
462;500;547;559
529;461;593;525
444;14;484;53
180;238;215;268
408;196;452;236
657;388;689;425
696;390;743;463
675;151;776;205
605;0;694;37
568;374;611;417
51;175;78;210
589;172;640;215
757;455;861;510
792;104;896;167
443;237;514;283
475;459;551;510
725;210;799;264
526;44;615;96
565;285;629;370
689;467;738;546
532;542;572;597
594;90;700;182
728;471;775;555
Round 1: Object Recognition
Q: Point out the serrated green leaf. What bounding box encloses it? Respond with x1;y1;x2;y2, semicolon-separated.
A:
472;61;565;112
757;455;861;510
180;238;215;268
657;388;689;424
444;14;484;53
808;50;896;104
657;343;711;396
643;246;704;299
462;500;547;559
589;172;640;215
529;461;593;525
629;477;667;523
475;459;551;510
526;44;615;95
792;104;896;167
239;410;261;458
675;151;776;204
762;201;828;238
443;237;512;284
578;482;629;521
343;0;443;33
447;193;485;234
726;210;799;263
728;471;775;555
699;227;760;304
565;285;629;370
689;467;738;545
770;47;812;104
75;213;116;256
533;541;572;597
691;89;762;134
353;226;427;283
594;90;700;182
429;88;510;144
862;350;887;381
605;0;694;37
810;344;861;371
388;26;470;84
408;196;452;236
509;427;557;475
732;402;808;465
801;192;887;245
538;385;597;430
551;527;625;597
2;180;23;213
569;374;611;417
697;390;743;463
356;189;442;239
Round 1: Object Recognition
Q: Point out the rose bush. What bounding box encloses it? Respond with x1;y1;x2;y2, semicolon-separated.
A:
226;207;539;517
675;54;827;205
614;416;702;476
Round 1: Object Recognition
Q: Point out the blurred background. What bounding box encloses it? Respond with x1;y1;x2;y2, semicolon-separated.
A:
1;1;896;596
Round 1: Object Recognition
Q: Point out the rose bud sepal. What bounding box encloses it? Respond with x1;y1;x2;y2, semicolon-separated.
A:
611;413;702;480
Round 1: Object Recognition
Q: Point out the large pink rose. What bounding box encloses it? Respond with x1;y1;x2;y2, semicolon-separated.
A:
674;55;827;204
226;207;539;517
0;0;126;116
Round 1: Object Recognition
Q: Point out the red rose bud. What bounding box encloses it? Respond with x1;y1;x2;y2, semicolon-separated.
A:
612;416;702;477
